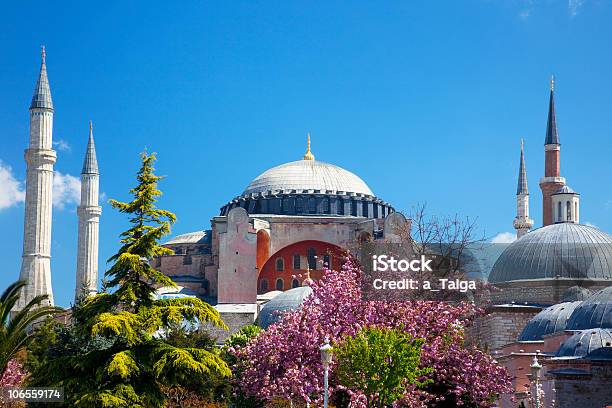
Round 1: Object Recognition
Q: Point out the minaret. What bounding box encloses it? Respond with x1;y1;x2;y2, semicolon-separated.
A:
539;76;566;226
514;139;534;238
75;121;101;300
15;46;56;310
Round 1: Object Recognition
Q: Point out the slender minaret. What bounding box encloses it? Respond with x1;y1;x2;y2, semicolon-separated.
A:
514;139;534;238
15;46;56;310
75;121;101;300
539;76;566;226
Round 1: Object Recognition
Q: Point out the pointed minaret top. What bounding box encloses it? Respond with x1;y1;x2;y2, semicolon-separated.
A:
545;75;559;145
30;45;53;110
517;138;529;195
82;121;99;174
303;133;315;161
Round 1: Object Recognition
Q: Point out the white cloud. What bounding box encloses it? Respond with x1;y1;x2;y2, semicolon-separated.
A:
53;172;81;210
0;161;25;210
519;9;531;20
53;139;71;152
491;232;517;243
569;0;585;16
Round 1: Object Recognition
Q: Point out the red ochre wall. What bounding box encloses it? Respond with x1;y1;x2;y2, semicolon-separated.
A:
257;240;344;293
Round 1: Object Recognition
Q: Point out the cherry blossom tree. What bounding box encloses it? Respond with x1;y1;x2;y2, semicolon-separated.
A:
232;259;511;407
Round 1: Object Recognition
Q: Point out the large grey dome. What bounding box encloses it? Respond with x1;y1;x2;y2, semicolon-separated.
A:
488;223;612;283
556;328;612;358
243;160;374;197
565;286;612;330
257;286;313;329
518;301;582;341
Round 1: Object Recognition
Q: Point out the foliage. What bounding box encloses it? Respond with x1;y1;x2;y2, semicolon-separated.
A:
334;327;432;407
28;152;230;407
0;280;61;378
223;325;264;408
233;259;512;407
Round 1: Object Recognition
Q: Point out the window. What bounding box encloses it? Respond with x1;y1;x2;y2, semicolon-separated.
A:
566;201;572;221
293;254;301;270
308;197;316;214
276;278;284;291
260;279;268;292
292;279;300;288
557;201;562;222
296;197;304;213
308;248;316;270
321;198;330;214
275;258;284;272
323;254;331;269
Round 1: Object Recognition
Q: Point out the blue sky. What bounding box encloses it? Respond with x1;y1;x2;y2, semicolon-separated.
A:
1;1;611;307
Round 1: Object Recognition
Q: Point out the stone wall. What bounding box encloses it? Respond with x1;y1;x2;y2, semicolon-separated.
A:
548;362;612;408
468;305;540;351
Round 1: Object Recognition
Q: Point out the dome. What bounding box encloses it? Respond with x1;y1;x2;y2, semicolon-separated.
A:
518;301;582;341
556;328;612;358
243;160;374;197
488;223;612;283
257;286;313;328
163;230;210;246
565;286;612;330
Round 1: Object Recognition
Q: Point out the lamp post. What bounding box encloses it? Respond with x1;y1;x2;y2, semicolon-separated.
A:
530;355;542;408
320;337;333;408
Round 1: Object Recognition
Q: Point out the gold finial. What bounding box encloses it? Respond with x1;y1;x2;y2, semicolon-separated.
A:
550;75;555;92
41;45;46;63
303;133;315;160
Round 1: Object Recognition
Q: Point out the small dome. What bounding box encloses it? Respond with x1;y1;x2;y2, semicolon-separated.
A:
565;286;612;330
561;286;593;302
518;301;582;341
243;160;374;197
163;230;210;246
488;223;612;283
257;286;313;329
553;185;578;195
556;328;612;358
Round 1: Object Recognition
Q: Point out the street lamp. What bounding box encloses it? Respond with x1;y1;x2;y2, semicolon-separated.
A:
320;337;333;408
530;355;542;408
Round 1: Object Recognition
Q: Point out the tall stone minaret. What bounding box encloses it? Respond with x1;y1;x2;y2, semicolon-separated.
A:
539;76;566;226
513;139;534;238
15;46;56;310
75;121;101;300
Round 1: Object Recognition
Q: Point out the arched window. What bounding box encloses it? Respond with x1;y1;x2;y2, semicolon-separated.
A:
260;279;268;292
557;201;562;222
276;278;284;291
308;197;316;214
566;201;572;221
575;202;578;221
292;279;300;288
275;258;284;272
321;198;330;214
308;248;317;270
323;254;331;269
296;197;304;213
293;254;301;270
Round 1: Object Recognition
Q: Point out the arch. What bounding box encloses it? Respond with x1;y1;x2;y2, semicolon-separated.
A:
292;279;300;288
276;278;284;291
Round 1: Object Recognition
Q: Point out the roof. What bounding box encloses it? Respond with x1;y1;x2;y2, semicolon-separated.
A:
30;47;53;110
556;328;612;358
488;223;612;283
163;230;211;246
552;185;578;195
561;286;593;302
565;286;612;330
518;301;582;341
242;160;374;197
257;286;313;328
517;141;528;195
82;122;99;174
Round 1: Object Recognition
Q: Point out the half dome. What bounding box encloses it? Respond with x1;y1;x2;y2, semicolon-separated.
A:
556;328;612;358
565;286;612;330
243;160;374;197
488;223;612;283
257;286;313;329
518;301;582;341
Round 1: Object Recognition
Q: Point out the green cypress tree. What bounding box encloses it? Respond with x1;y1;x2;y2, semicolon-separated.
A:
29;152;230;407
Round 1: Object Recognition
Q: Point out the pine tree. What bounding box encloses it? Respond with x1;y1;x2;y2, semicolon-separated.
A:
29;152;230;407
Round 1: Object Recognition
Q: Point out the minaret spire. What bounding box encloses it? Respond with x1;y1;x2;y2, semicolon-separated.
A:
15;47;57;311
539;75;566;226
303;133;315;160
75;121;102;300
514;139;534;238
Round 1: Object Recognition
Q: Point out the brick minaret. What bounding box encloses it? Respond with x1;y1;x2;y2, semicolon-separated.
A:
539;76;566;227
514;139;534;238
75;121;101;300
15;47;56;310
